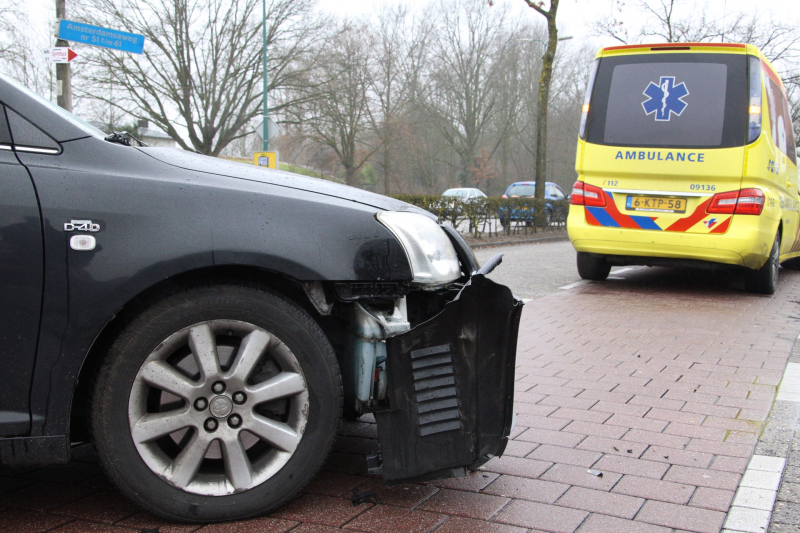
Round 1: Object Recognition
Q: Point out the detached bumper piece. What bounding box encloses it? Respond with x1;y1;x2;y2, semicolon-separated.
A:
375;274;522;484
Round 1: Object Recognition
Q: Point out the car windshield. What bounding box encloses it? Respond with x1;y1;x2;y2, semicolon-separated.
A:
507;185;536;197
1;74;107;140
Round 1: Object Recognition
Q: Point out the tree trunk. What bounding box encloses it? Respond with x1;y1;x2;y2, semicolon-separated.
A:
527;0;560;227
384;142;392;195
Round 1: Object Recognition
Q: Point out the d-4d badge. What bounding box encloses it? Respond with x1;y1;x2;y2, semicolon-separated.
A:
642;76;689;121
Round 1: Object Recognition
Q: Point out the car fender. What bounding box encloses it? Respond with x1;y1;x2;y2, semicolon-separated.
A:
17;138;411;437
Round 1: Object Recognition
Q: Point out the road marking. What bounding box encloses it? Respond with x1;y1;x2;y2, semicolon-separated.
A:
559;280;591;290
607;277;624;280
612;267;634;274
776;362;800;402
724;455;786;533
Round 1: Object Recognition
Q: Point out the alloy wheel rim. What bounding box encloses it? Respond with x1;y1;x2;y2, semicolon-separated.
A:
128;320;309;496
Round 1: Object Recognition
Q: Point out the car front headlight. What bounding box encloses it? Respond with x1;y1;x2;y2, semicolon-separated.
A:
377;211;461;289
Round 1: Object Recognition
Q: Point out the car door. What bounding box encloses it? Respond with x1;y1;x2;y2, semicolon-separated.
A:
0;105;44;436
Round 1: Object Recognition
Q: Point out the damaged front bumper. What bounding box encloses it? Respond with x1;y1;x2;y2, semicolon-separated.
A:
356;270;523;484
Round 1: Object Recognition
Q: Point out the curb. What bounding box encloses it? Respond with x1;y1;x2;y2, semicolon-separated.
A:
732;334;800;533
468;233;570;249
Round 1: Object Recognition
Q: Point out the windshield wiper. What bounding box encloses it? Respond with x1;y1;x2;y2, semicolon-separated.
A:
104;131;148;147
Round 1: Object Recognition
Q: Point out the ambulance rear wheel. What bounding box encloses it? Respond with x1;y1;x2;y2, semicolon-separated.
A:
577;252;611;281
746;234;780;295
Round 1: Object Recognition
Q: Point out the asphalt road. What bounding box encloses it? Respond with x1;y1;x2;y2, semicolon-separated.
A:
474;240;764;300
474;240;592;300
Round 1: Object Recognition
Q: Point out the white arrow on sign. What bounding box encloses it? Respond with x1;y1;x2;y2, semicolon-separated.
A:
44;47;78;63
254;117;280;141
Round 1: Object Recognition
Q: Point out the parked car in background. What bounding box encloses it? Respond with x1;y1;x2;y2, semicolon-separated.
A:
498;181;567;226
0;73;522;523
442;187;488;201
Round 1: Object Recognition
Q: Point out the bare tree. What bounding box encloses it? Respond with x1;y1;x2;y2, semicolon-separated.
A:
0;0;55;97
427;0;515;187
516;0;566;224
75;0;322;155
284;21;376;186
0;0;20;57
593;0;800;64
366;5;432;194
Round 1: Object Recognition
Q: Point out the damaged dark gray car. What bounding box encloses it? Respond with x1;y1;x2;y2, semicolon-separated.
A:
0;73;522;522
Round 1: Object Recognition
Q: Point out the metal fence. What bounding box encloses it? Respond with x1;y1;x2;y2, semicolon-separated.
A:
390;195;571;238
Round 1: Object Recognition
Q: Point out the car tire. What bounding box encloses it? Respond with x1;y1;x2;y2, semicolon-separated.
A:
91;284;341;523
577;252;611;281
746;233;780;295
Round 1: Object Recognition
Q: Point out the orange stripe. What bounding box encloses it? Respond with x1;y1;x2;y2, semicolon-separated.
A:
666;199;712;232
604;42;745;52
585;209;601;226
709;217;732;234
761;60;786;95
603;192;641;229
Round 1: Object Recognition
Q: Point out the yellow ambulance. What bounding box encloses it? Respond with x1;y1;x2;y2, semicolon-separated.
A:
568;42;799;294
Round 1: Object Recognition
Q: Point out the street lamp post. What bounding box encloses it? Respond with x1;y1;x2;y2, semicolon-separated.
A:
262;0;269;151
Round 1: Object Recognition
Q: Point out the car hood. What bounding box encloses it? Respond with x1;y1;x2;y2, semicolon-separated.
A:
138;147;423;214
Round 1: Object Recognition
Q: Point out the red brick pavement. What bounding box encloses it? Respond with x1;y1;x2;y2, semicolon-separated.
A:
2;269;800;532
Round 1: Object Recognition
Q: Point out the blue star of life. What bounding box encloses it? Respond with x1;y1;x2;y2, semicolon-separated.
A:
642;76;689;121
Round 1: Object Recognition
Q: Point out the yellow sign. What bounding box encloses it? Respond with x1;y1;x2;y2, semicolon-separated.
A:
253;151;279;169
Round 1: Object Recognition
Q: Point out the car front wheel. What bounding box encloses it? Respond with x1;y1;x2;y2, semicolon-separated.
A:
91;284;341;522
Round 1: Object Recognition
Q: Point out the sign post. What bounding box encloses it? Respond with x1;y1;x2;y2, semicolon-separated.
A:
53;8;146;113
55;0;72;111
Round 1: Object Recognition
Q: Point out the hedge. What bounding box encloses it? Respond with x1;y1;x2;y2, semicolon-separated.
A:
389;195;570;238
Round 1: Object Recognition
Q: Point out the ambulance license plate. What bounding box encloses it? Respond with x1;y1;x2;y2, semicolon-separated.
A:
626;196;687;213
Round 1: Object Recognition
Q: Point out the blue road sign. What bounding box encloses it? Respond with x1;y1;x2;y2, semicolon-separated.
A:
58;20;145;54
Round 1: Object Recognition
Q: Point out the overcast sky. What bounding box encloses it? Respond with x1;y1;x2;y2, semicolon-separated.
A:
29;0;799;51
315;0;799;50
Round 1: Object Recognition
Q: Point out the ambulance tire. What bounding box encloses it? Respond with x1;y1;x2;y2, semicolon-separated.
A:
746;234;780;295
577;252;611;281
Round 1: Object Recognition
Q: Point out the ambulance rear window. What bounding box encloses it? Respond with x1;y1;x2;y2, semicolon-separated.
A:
586;53;748;149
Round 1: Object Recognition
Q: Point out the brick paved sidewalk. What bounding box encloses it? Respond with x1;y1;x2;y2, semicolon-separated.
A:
2;268;799;533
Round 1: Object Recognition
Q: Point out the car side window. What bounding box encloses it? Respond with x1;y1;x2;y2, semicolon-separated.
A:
0;106;11;147
5;107;61;154
551;186;565;200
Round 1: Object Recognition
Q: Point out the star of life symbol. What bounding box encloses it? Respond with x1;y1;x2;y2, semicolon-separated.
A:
642;76;689;121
